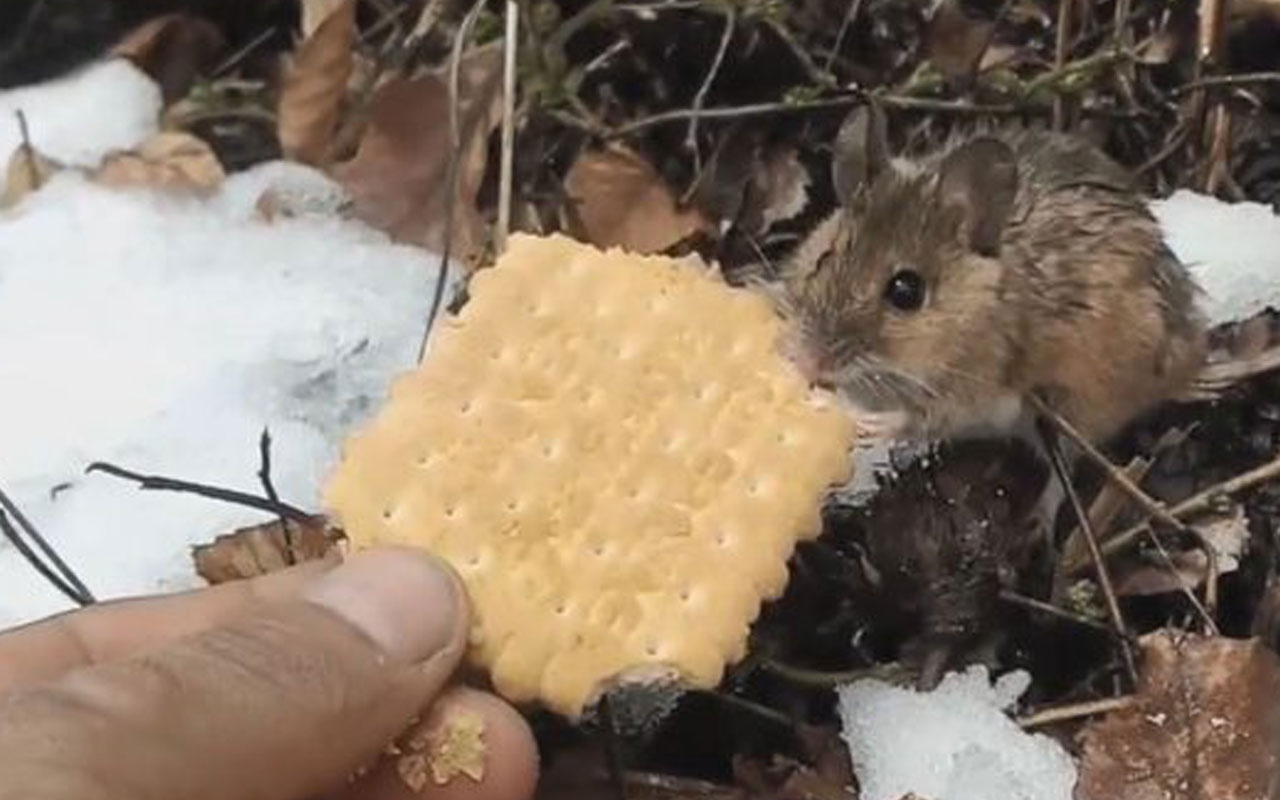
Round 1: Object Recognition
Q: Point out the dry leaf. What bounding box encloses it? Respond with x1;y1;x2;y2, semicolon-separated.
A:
193;515;337;584
300;0;353;38
92;131;226;194
2;142;62;209
564;144;713;254
279;0;356;166
1077;631;1280;800
1113;506;1248;597
331;41;504;265
924;0;994;81
110;14;225;105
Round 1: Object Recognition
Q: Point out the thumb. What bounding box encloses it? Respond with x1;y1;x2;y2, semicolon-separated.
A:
0;547;468;800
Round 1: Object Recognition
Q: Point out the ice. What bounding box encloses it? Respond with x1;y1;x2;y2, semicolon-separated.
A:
1151;190;1280;326
837;667;1078;800
0;163;438;627
0;59;161;168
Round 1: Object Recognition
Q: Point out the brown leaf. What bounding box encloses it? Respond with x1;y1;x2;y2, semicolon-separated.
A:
2;142;62;209
331;41;505;265
1113;506;1248;597
1076;631;1280;800
564;144;713;255
92;131;226;193
279;0;356;166
110;14;225;105
924;0;994;81
193;515;338;584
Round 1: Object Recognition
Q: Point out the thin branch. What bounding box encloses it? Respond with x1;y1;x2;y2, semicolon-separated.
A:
496;0;519;253
211;26;278;78
998;589;1114;635
760;657;909;687
0;484;94;605
1080;452;1280;572
824;0;865;73
1038;419;1139;687
417;0;488;363
1017;696;1136;728
684;6;736;174
0;509;89;606
1173;71;1280;96
1053;0;1075;129
1030;395;1220;631
256;427;294;566
86;462;315;525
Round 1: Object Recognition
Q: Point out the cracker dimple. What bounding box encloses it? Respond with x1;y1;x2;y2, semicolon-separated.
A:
324;233;856;718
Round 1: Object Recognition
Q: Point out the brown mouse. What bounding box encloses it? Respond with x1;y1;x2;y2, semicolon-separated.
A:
777;105;1208;447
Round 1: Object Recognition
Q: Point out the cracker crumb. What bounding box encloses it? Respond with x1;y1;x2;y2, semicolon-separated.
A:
425;710;488;785
396;753;430;793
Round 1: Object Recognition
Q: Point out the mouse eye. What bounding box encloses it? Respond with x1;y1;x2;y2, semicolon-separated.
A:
883;269;926;311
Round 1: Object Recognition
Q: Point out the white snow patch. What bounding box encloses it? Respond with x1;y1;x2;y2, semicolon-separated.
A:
1152;190;1280;326
0;60;161;168
838;667;1077;800
0;164;437;628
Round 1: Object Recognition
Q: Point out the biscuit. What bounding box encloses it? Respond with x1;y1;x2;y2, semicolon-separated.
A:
323;233;857;717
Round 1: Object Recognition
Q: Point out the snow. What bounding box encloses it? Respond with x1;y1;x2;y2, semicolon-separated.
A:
838;667;1078;800
0;60;162;168
0;165;438;627
1151;190;1280;327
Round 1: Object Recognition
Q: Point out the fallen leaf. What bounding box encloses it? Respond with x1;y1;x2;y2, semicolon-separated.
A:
1077;631;1280;800
924;0;994;81
564;144;713;254
279;0;356;166
331;41;504;265
110;14;225;105
300;0;353;38
92;131;226;193
193;515;337;584
1113;506;1248;597
2;141;62;209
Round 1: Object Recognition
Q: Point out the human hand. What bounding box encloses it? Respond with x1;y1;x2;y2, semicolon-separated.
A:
0;546;539;800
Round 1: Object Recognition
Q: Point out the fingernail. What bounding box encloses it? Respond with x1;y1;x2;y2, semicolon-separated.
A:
303;547;462;665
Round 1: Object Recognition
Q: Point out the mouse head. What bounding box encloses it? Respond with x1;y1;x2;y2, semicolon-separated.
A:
783;105;1022;428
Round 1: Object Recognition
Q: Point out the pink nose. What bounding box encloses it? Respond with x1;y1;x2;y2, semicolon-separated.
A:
782;336;833;387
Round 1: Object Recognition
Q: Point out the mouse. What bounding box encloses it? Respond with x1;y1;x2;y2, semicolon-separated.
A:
776;103;1209;455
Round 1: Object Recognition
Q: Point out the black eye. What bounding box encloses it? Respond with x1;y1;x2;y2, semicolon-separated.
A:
883;269;926;311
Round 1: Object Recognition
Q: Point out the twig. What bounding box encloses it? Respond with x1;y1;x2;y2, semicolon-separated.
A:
707;690;795;729
1173;71;1280;96
1053;0;1075;129
417;0;488;363
760;657;908;687
256;428;294;566
1017;696;1136;728
998;589;1114;635
0;484;94;605
86;462;315;525
762;16;835;89
684;6;736;174
0;509;91;606
823;0;865;74
211;26;278;78
14;111;41;193
1030;395;1220;631
1037;419;1139;687
496;0;519;253
1083;453;1280;571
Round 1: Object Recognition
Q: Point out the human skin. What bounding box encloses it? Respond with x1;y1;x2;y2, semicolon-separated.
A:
0;546;540;800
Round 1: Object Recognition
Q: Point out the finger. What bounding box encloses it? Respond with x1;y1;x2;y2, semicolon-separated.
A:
0;547;468;800
329;687;540;800
0;552;340;690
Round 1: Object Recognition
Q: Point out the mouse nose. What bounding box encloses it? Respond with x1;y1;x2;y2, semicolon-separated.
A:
785;337;835;388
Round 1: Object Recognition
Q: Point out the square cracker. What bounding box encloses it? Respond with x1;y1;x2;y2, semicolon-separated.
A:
323;233;856;717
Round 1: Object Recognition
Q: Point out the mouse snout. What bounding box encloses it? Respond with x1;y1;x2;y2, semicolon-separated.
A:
781;331;838;388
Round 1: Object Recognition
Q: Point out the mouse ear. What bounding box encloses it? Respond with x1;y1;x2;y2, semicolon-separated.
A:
832;102;890;201
937;137;1018;257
